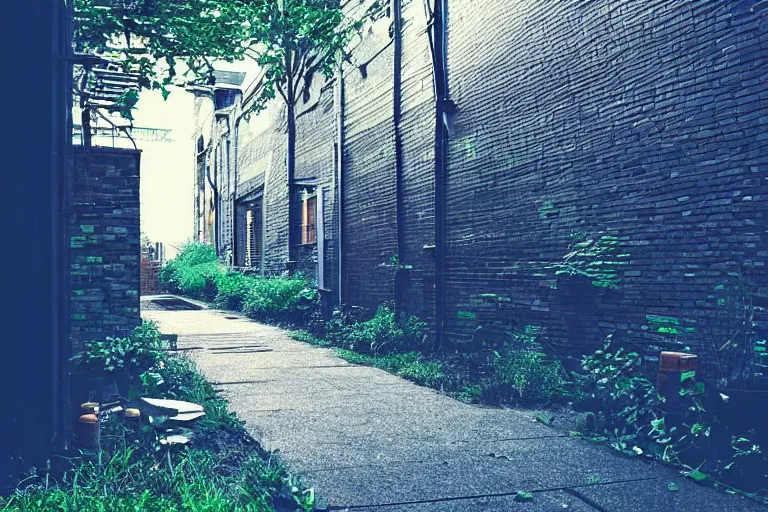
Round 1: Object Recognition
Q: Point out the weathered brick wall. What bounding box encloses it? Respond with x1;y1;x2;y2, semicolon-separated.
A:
398;0;438;321
140;255;161;295
294;78;339;285
192;1;768;374
340;13;398;311
443;0;768;368
69;147;141;350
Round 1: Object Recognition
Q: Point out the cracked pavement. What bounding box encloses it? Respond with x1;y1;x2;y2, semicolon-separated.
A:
142;296;767;511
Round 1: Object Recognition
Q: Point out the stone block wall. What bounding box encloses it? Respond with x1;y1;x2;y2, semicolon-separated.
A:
69;147;141;350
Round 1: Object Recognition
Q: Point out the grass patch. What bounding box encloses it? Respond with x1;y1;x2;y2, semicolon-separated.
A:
335;349;446;388
0;321;314;512
288;330;330;347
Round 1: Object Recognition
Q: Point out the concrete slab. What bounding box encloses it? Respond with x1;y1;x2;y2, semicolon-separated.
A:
348;490;595;511
576;478;767;512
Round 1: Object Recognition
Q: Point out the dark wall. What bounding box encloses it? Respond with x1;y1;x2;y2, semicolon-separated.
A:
398;0;438;322
340;18;398;312
0;0;68;485
443;0;768;367
69;148;142;350
193;0;767;375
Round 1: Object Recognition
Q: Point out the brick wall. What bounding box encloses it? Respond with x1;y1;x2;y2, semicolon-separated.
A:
193;1;768;374
69;147;141;350
340;14;398;311
140;255;161;295
442;0;768;369
398;0;439;321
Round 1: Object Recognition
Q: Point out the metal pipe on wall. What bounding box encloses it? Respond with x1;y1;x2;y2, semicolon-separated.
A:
393;0;405;315
336;60;345;306
432;0;449;350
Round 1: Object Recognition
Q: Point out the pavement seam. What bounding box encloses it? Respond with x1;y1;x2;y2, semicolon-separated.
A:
323;476;670;510
563;488;609;512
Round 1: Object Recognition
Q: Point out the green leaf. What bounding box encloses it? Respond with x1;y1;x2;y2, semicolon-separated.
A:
650;418;666;435
680;370;696;383
514;491;534;503
667;482;681;491
686;469;708;482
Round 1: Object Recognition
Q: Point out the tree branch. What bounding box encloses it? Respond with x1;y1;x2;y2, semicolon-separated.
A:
94;109;137;150
274;80;288;104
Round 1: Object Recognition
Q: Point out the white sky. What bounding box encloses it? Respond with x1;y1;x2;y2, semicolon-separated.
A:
84;59;256;260
131;86;195;260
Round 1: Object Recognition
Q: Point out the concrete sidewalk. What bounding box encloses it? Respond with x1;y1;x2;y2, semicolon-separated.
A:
141;297;766;511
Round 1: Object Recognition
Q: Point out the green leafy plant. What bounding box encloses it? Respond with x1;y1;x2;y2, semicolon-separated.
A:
7;320;313;512
335;350;446;388
451;384;484;404
160;242;222;301
568;335;768;492
485;347;568;406
550;232;630;288
240;275;318;325
71;321;166;378
214;271;256;311
339;304;426;356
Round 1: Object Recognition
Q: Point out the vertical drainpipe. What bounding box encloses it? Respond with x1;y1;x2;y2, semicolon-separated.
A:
393;0;405;316
433;0;448;350
234;104;242;267
51;0;64;456
56;0;75;455
336;61;345;305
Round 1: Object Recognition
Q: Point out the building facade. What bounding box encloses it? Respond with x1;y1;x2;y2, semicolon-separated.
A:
191;1;768;376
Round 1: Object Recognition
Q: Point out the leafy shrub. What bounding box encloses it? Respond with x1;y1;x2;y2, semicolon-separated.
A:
569;335;768;493
390;358;445;388
240;276;317;325
484;347;568;405
451;384;484;404
342;304;426;355
71;321;166;376
160;242;222;301
214;271;256;311
572;335;660;433
14;316;315;512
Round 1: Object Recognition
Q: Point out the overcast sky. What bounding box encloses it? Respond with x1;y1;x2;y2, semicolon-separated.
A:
131;86;195;259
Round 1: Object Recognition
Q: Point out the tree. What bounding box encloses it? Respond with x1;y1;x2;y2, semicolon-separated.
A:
230;0;385;261
73;0;247;117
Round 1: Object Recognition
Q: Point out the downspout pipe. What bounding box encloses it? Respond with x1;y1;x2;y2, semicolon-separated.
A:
433;0;449;351
52;0;73;457
393;0;405;316
336;60;345;306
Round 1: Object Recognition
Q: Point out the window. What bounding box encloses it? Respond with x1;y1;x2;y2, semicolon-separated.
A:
301;191;317;245
214;89;237;110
